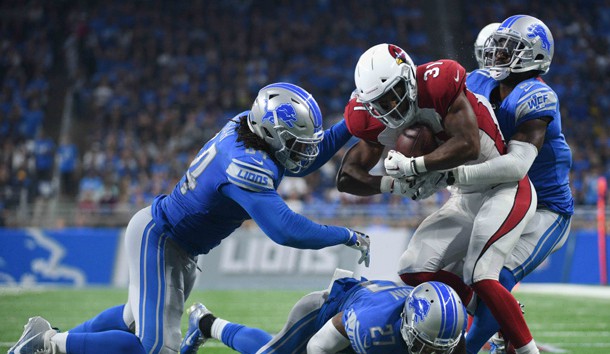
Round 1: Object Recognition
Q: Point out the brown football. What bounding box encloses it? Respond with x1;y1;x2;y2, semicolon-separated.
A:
395;123;438;157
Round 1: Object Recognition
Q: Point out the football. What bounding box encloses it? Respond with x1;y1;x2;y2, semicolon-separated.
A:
395;123;438;157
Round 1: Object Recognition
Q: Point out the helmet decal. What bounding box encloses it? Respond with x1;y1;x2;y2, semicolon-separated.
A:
388;44;409;65
261;102;298;128
527;24;552;54
408;294;431;324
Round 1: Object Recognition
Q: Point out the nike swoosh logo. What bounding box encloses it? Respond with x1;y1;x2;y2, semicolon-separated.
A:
251;157;264;166
454;70;460;82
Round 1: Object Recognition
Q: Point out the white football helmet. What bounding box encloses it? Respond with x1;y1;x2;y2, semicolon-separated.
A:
474;23;500;69
483;15;554;80
248;83;324;174
354;43;418;129
401;281;467;354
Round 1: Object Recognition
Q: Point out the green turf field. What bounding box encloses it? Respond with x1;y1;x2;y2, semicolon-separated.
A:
1;287;609;353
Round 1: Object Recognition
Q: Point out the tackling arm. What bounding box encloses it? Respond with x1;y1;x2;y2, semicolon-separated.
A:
307;313;351;353
453;118;548;185
336;140;385;196
221;183;355;249
287;119;352;177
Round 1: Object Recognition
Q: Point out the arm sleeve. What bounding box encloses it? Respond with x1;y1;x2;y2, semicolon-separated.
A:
221;183;353;249
454;140;538;185
306;318;351;353
287;119;353;177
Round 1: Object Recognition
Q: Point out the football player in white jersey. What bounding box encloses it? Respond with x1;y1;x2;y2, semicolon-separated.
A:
338;43;540;354
8;83;371;354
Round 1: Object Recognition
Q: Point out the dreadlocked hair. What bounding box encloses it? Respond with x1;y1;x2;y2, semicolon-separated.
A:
235;115;276;158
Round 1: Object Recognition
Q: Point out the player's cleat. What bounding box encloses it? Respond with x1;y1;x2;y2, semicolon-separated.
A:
8;316;58;354
489;332;516;354
180;303;212;354
489;332;506;354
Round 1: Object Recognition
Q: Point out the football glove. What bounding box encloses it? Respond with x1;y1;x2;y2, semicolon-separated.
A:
412;170;455;200
346;229;371;267
384;150;426;178
380;176;419;198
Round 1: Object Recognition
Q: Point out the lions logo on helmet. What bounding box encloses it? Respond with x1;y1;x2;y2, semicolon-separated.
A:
261;102;299;128
400;282;466;354
408;294;431;324
526;23;552;54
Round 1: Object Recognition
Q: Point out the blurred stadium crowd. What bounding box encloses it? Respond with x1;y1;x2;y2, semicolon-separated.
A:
1;0;609;227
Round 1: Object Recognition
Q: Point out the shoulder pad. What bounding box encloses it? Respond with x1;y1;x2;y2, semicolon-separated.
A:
344;97;384;143
226;158;276;192
515;82;558;119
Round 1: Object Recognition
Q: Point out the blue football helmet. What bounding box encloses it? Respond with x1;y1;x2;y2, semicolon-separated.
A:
483;15;554;80
247;83;324;174
401;281;467;354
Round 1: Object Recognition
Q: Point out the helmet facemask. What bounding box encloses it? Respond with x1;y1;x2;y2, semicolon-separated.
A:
274;127;323;173
400;312;461;354
363;70;417;129
483;16;553;81
484;32;533;80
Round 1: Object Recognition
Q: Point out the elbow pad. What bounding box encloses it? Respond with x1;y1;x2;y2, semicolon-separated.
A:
307;319;350;353
454;140;538;185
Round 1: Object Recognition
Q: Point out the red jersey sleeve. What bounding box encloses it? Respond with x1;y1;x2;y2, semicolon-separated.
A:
343;97;385;143
415;60;467;119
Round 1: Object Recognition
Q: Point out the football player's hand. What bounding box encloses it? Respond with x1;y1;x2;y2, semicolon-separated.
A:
346;229;370;267
380;176;419;198
412;170;455;200
384;150;422;178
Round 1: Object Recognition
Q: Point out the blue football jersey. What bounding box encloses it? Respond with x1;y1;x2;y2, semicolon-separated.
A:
331;279;410;353
467;69;574;215
151;112;353;256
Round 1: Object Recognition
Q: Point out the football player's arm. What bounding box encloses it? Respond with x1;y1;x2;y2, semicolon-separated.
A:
287;119;353;177
336;139;385;196
423;91;480;171
221;183;354;249
307;312;351;353
453;118;548;185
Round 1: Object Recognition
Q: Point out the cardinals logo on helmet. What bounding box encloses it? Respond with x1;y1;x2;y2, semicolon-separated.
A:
388;44;409;65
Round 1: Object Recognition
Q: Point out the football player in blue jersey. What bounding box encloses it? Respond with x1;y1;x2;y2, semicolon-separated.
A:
434;15;573;354
8;83;371;354
180;277;466;354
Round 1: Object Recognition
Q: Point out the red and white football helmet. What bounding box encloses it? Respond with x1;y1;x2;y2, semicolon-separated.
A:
354;43;418;129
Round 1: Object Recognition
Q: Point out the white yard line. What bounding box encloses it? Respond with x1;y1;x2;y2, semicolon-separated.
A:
515;283;610;299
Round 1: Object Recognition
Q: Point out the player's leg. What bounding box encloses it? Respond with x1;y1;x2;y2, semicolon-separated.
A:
182;302;272;354
68;305;131;334
466;210;571;353
185;290;328;354
398;194;473;303
255;290;329;353
41;208;157;353
464;179;538;354
126;207;197;354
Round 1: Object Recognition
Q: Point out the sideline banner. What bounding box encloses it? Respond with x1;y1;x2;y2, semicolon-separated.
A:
1;227;608;288
0;228;121;286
